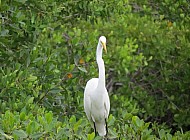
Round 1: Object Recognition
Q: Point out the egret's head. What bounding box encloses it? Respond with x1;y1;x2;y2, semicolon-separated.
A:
99;36;107;53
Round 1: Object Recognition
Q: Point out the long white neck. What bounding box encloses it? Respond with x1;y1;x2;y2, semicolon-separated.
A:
96;42;105;89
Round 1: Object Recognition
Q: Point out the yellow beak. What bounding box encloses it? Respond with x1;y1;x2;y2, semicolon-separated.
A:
102;42;107;53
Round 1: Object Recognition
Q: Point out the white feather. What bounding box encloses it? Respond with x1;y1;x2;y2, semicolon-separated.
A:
84;36;110;136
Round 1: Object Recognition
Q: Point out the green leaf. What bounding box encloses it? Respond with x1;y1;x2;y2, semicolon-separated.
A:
107;128;118;139
144;61;148;66
69;115;76;124
20;111;26;121
27;97;34;104
27;75;37;81
158;129;165;139
26;56;30;67
30;132;43;139
78;66;87;73
108;114;115;126
26;122;32;134
45;112;53;124
132;116;144;127
13;130;28;138
49;88;62;94
148;56;153;61
87;132;95;140
74;119;82;133
123;112;132;120
167;133;172;140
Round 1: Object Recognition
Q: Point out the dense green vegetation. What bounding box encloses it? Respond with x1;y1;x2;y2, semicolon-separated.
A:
0;0;190;139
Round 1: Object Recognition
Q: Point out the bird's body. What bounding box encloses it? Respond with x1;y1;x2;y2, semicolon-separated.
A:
84;36;110;136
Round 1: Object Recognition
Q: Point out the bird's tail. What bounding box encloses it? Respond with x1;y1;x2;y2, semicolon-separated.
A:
96;121;106;136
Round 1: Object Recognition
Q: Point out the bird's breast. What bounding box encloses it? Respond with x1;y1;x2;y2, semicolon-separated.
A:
90;94;105;121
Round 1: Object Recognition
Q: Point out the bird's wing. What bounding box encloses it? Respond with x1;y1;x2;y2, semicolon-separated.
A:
104;89;110;119
84;91;92;122
84;78;99;123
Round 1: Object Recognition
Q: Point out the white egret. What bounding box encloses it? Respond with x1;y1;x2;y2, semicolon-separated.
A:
84;36;110;136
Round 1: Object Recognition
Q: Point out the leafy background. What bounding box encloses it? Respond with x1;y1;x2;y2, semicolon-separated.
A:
0;0;190;139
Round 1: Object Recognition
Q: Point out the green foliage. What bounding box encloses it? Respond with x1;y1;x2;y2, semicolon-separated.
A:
123;0;190;130
1;109;190;139
0;0;190;139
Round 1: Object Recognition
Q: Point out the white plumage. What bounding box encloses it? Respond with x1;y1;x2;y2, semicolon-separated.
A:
84;36;110;136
